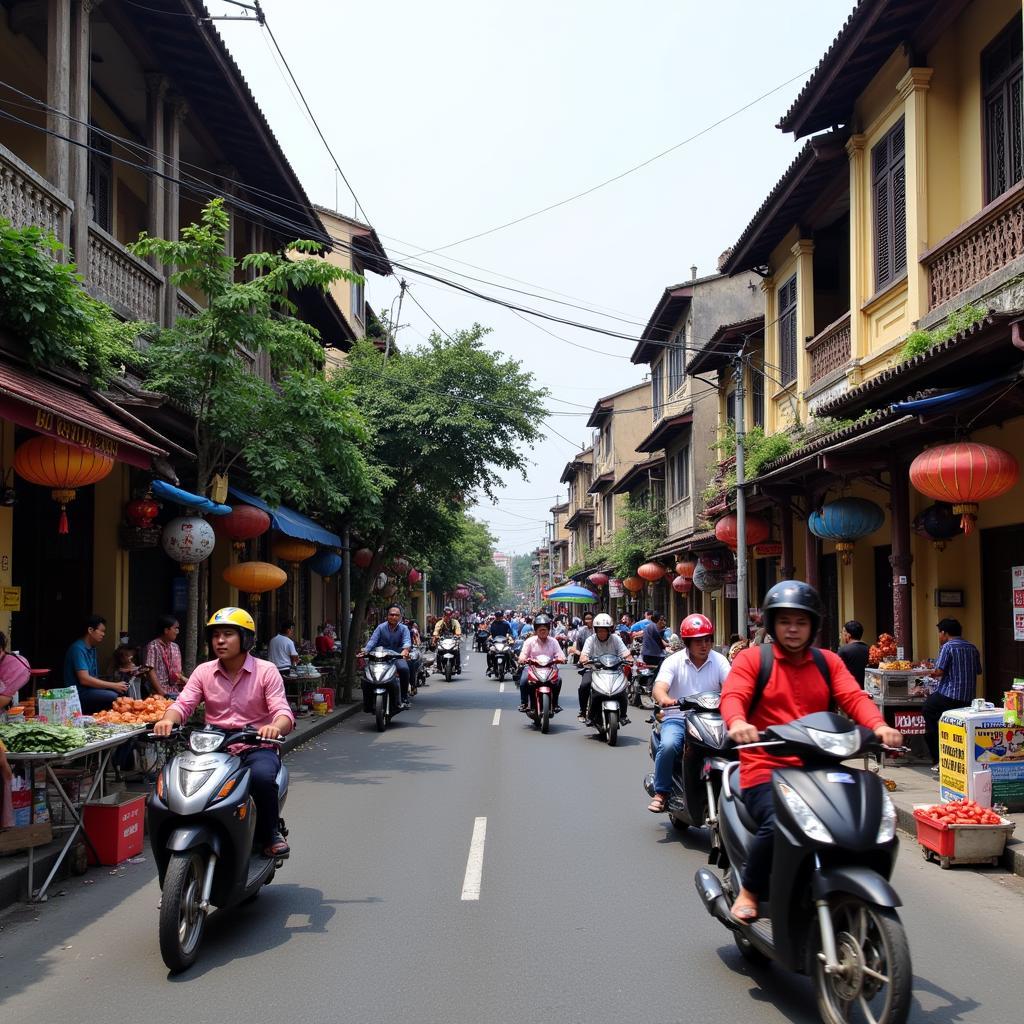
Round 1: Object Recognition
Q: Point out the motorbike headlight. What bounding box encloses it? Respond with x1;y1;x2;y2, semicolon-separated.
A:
686;718;702;741
189;731;225;754
806;727;861;758
876;792;897;844
777;782;834;844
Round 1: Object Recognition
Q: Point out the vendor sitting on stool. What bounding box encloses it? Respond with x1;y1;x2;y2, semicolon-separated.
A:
65;615;127;713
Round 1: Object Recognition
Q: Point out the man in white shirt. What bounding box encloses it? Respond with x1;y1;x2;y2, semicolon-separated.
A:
647;614;729;813
578;613;632;722
268;620;300;674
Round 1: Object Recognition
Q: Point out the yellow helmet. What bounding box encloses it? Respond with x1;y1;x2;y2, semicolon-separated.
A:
206;607;256;651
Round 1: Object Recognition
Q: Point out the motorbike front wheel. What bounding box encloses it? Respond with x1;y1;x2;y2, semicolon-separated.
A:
158;851;208;973
497;666;505;682
813;898;912;1024
539;692;551;733
444;663;453;682
606;710;618;746
374;692;387;732
630;681;643;708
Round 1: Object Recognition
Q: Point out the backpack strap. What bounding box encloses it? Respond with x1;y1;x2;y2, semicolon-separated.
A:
747;644;832;719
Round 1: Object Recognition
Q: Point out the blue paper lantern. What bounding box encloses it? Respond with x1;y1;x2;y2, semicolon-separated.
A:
914;502;961;550
808;497;885;564
308;549;343;579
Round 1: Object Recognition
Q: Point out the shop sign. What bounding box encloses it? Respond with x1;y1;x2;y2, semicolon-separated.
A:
608;578;624;598
725;583;738;598
753;542;783;558
938;717;967;801
1;586;20;611
894;711;925;735
1014;566;1024;641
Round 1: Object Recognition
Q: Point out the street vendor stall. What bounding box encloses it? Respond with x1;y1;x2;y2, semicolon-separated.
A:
0;723;145;900
864;666;934;766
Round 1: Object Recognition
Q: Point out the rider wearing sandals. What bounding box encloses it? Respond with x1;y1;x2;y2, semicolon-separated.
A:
719;581;902;924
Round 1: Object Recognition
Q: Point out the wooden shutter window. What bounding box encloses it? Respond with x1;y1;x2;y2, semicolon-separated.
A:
872;119;906;291
778;275;798;384
983;13;1024;203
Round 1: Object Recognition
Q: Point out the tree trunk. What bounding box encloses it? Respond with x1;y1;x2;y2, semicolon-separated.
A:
184;569;200;673
341;544;386;702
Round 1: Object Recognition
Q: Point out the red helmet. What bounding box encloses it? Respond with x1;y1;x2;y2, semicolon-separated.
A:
679;613;714;640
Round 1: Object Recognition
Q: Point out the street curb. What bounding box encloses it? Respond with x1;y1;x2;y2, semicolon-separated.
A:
281;701;361;754
894;803;1024;877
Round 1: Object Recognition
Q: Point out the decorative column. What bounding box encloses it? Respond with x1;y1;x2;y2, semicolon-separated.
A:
162;96;188;326
68;0;92;275
846;133;868;365
899;68;934;321
760;276;777;431
46;0;71;197
889;458;915;659
779;501;795;580
792;237;815;417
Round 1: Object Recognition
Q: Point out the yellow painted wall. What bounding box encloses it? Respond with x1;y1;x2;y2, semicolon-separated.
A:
91;466;130;667
0;13;48;176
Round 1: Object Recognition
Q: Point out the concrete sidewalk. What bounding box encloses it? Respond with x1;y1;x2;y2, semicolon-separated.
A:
880;761;1023;876
0;701;362;911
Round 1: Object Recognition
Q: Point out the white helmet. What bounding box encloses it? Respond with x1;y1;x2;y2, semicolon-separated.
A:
593;613;614;629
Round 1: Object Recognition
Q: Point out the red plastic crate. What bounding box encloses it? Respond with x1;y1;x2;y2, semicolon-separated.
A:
913;806;1015;868
83;794;145;865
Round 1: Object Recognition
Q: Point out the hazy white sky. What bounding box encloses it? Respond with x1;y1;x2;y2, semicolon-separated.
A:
215;0;855;553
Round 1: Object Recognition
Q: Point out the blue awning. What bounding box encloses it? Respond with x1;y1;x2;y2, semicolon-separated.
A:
151;479;231;516
228;486;341;547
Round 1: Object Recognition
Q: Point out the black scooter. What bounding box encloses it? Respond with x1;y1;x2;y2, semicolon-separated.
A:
147;726;287;973
643;691;733;837
694;712;911;1024
488;635;513;681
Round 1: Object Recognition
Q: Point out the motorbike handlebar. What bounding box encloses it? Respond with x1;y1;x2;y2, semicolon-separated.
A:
145;725;284;746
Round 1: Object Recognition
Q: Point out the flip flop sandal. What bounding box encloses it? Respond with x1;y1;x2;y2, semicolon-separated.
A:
647;795;668;813
731;903;759;923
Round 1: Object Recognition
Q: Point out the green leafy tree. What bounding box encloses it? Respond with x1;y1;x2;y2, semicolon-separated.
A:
609;498;666;579
131;200;374;665
336;327;547;689
430;516;511;608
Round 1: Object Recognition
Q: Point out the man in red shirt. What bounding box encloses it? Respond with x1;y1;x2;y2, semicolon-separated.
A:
720;581;902;923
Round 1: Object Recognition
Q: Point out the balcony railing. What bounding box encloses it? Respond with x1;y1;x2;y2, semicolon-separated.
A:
806;312;851;385
0;143;72;250
176;291;202;319
922;179;1024;311
88;224;162;324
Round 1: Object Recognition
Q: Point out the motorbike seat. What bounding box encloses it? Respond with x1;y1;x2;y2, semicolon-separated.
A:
725;763;760;835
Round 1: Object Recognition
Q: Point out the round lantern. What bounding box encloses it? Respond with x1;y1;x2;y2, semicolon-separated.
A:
381;583;398;599
162;515;215;573
714;512;771;551
271;535;316;567
222;561;287;603
13;435;115;534
637;561;666;582
671;574;693;594
910;441;1019;535
390;557;410;575
913;502;962;551
588;572;609;588
375;572;389;591
455;585;471;599
408;568;423;586
622;576;644;593
125;494;159;528
700;550;734;573
675;559;696;580
808;497;886;564
693;563;723;592
212;503;271;551
308;549;343;579
353;547;374;570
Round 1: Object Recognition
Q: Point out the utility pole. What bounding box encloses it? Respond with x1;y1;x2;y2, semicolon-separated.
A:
422;566;429;638
340;526;352;701
733;348;749;642
547;521;554;589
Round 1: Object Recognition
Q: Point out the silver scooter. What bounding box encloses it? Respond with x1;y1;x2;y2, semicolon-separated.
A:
362;646;405;731
147;725;288;973
584;653;629;746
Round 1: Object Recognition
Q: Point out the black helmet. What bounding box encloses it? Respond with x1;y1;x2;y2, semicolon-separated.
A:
762;580;823;639
533;614;552;628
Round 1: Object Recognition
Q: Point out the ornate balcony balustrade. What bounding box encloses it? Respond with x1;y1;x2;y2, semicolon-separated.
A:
0;143;72;250
88;224;162;324
923;180;1024;311
806;312;851;385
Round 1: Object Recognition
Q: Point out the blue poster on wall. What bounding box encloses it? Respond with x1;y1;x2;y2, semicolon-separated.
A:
171;577;188;615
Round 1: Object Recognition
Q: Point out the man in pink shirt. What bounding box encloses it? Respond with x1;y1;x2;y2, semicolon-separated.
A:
517;614;566;712
154;607;294;859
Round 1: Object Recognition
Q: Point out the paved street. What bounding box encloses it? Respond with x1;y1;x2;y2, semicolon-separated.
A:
1;649;1020;1023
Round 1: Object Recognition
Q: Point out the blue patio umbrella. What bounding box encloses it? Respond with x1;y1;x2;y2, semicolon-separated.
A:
543;583;598;603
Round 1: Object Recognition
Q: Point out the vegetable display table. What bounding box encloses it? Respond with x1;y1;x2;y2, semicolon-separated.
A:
5;729;144;901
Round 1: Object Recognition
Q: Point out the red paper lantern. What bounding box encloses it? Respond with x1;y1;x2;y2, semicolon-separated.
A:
125;495;159;527
212;503;271;551
714;512;771;550
622;576;644;593
910;441;1019;535
588;572;609;588
353;547;374;569
671;575;693;594
408;568;423;585
675;560;696;579
637;561;666;582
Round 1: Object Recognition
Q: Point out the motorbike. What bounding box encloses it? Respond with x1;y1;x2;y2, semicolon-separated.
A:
435;634;461;682
474;627;490;653
583;653;629;746
146;725;288;973
523;655;561;734
361;647;406;731
643;691;733;836
629;656;657;708
406;644;425;692
694;712;911;1024
488;635;513;681
421;643;436;681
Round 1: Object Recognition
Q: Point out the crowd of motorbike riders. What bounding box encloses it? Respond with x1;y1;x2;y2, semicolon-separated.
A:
150;580;902;932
